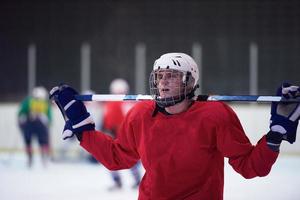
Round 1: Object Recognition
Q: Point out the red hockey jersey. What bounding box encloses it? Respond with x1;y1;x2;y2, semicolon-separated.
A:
80;101;279;200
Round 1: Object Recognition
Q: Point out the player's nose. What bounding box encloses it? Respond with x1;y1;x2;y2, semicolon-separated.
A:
159;75;169;85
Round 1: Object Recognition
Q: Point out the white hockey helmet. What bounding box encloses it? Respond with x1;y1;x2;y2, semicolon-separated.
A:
32;86;48;100
153;53;199;86
109;78;129;94
149;53;199;107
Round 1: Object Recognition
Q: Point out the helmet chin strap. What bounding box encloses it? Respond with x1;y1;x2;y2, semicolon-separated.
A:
156;84;199;108
156;93;186;108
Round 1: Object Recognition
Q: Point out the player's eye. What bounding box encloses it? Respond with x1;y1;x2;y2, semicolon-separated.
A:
156;73;163;80
172;72;181;79
156;71;172;80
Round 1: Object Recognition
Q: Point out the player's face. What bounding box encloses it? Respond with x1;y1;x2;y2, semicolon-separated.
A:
156;69;184;98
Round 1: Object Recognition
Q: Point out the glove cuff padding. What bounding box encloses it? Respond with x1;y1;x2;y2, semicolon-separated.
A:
73;123;94;141
71;114;95;132
270;114;298;144
266;130;283;146
62;115;95;141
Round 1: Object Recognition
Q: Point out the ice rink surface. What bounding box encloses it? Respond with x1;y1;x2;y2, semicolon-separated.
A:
1;153;300;200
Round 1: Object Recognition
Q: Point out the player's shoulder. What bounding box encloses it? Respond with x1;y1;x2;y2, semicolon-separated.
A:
193;101;236;118
131;101;155;113
190;102;238;126
21;96;33;106
194;101;231;110
126;101;155;118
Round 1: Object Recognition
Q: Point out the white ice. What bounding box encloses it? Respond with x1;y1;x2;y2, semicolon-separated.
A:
1;153;300;200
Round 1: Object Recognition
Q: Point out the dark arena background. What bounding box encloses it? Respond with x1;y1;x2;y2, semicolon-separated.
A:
1;0;300;101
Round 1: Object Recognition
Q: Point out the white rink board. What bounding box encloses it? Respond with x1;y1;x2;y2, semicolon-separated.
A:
0;103;300;154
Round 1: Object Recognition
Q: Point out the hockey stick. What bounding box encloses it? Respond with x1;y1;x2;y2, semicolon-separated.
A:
74;94;300;103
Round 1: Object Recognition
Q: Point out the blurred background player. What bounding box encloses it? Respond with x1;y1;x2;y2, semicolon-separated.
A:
103;78;141;190
18;86;52;168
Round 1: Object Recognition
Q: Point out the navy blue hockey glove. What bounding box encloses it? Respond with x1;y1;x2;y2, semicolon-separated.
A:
267;83;300;150
49;84;95;140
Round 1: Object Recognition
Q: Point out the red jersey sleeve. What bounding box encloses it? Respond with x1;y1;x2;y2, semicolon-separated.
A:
80;106;140;170
214;103;279;178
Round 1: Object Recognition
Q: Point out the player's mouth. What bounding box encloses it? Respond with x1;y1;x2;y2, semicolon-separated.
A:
159;88;171;97
161;88;170;92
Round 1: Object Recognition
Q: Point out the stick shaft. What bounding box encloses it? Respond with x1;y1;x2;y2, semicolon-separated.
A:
75;94;300;103
75;94;153;101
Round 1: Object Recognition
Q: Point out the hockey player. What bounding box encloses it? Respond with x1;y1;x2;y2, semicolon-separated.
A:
103;78;141;190
18;86;52;167
50;53;300;199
